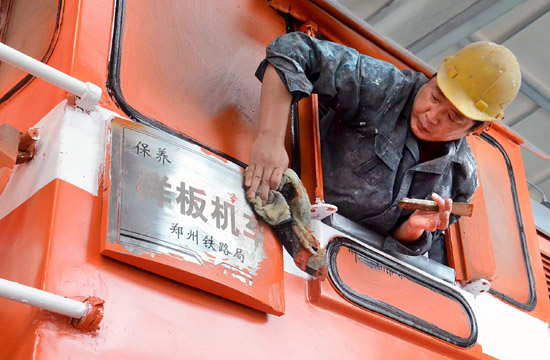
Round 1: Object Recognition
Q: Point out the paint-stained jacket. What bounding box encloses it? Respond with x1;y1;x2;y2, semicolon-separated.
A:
255;32;479;257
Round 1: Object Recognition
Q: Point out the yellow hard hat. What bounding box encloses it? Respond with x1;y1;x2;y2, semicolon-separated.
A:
437;41;521;121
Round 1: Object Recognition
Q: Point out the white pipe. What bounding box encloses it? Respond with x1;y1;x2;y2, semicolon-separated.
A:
0;278;88;319
0;43;101;111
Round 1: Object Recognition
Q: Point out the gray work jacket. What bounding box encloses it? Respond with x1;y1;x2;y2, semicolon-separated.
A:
256;32;478;256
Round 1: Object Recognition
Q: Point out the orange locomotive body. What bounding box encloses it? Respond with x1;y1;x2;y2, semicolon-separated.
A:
0;1;549;359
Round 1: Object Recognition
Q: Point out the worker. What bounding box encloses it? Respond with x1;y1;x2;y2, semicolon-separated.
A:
244;32;521;277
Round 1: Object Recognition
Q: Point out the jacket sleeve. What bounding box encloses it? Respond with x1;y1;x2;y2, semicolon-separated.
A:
383;230;433;257
255;32;406;123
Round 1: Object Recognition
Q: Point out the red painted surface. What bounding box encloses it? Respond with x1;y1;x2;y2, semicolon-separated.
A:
448;136;497;281
0;0;548;358
0;0;80;132
336;247;472;338
459;131;550;320
0;180;475;359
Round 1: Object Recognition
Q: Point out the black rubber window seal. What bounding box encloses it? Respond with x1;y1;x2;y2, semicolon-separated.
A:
107;0;246;169
327;237;478;348
0;0;64;106
480;132;537;311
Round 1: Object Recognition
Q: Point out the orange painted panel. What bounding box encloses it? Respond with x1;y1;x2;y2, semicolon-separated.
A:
474;134;530;305
115;0;286;163
0;179;479;359
0;180;59;358
309;256;483;360
0;0;61;98
0;0;80;132
462;130;539;313
0;0;547;357
449;136;497;281
335;246;472;339
297;97;317;203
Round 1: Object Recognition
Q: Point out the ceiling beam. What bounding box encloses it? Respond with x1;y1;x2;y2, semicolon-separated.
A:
410;0;525;60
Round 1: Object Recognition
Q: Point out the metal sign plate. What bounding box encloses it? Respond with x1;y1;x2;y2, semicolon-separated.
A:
101;118;284;315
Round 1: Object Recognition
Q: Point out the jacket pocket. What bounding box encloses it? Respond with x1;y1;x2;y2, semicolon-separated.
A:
353;132;401;186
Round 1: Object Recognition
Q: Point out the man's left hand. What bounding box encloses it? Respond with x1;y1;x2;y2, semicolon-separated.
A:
393;193;452;242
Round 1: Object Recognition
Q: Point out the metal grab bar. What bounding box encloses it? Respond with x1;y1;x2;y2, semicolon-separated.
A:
0;43;101;111
0;278;104;331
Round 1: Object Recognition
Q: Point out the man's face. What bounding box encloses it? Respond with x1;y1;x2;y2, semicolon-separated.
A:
410;78;480;142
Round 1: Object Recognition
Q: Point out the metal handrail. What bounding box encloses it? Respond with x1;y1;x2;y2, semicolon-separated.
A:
0;278;104;331
0;42;101;111
0;277;87;318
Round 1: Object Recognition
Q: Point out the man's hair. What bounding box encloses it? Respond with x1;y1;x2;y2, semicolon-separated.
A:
471;120;486;132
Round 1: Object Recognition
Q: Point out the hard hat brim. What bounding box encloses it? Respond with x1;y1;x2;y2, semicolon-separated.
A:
437;70;496;122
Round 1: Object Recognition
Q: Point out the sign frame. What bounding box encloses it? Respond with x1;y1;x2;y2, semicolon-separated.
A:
100;117;285;315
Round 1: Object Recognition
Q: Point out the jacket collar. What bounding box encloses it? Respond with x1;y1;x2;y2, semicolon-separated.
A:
410;137;469;174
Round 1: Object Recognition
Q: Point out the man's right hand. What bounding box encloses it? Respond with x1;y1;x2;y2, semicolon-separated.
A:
245;63;292;204
392;193;452;242
245;133;289;205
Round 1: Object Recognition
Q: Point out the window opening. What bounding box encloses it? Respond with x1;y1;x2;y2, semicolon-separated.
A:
0;0;64;105
479;132;537;311
327;237;478;348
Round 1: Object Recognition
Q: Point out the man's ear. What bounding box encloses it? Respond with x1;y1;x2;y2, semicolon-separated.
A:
471;122;492;136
